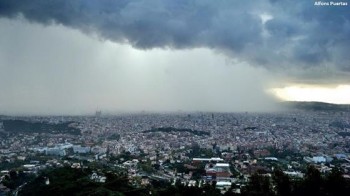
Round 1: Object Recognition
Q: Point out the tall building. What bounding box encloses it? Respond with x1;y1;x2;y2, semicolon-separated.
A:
95;110;102;117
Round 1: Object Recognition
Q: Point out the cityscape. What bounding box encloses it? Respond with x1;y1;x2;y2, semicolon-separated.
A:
0;104;350;195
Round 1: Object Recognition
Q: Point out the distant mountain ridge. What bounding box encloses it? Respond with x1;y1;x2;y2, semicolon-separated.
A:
283;101;350;112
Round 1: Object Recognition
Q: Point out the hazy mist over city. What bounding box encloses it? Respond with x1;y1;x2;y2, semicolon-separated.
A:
0;0;350;115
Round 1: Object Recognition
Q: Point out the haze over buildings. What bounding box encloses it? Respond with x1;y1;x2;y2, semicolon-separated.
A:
0;0;349;115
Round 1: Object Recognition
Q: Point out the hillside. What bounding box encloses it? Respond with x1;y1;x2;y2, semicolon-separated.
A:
283;101;350;112
1;120;81;135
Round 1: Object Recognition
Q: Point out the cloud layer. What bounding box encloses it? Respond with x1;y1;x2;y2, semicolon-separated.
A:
1;0;349;81
0;18;282;115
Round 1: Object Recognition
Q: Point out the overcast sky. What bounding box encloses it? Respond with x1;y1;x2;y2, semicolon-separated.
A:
0;0;349;115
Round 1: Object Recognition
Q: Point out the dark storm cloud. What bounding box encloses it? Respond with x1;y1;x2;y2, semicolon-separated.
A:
267;0;350;70
0;0;350;76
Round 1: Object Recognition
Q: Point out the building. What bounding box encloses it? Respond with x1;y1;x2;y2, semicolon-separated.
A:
192;157;224;163
206;163;232;181
46;147;66;156
73;145;91;154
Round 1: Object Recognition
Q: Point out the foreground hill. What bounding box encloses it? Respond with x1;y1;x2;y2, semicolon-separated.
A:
14;166;350;196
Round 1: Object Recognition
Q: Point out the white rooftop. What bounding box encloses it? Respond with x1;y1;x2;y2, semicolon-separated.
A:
216;163;229;167
216;181;232;186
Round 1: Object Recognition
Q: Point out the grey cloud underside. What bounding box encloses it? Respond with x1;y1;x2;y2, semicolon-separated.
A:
0;0;350;76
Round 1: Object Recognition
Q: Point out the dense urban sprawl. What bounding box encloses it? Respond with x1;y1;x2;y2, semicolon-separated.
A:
0;109;349;194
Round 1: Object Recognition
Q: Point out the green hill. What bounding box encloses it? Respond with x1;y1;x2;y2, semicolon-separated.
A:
2;120;80;135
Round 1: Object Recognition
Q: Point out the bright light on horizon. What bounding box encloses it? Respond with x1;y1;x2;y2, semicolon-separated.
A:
271;85;350;104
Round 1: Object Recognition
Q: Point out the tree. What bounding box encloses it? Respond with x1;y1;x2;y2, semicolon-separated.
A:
272;169;291;196
324;168;347;196
243;173;273;196
300;165;323;196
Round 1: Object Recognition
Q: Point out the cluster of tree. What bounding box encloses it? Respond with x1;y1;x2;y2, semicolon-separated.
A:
19;167;146;196
2;120;80;135
18;166;219;196
187;144;215;158
238;166;350;196
155;182;221;196
265;147;302;159
1;170;35;190
143;127;210;136
0;159;26;170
